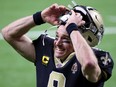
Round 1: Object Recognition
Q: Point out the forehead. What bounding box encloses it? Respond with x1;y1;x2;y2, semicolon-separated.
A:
56;25;68;35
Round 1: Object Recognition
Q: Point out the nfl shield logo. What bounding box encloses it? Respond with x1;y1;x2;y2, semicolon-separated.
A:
71;63;78;74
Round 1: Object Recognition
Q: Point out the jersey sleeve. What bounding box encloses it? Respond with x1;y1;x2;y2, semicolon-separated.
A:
93;48;114;81
33;34;54;47
32;34;54;65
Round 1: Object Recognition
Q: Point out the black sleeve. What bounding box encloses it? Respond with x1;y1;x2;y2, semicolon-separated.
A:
93;48;114;81
33;34;43;46
33;34;54;47
32;34;54;65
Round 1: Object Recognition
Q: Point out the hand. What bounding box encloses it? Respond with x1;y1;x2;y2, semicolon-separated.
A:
65;10;85;28
41;3;68;25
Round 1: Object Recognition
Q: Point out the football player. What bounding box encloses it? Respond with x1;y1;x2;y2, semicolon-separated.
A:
2;3;114;87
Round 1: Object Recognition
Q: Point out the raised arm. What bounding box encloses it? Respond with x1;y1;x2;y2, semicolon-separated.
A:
1;3;67;63
65;10;101;82
2;15;36;62
70;31;101;82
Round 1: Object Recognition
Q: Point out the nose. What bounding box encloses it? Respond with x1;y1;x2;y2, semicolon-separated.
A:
55;38;62;46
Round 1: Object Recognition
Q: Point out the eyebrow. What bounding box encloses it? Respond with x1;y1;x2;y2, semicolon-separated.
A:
63;35;70;39
56;32;70;39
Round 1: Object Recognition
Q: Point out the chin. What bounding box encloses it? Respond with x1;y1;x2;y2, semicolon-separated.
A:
55;55;62;59
54;53;64;59
54;52;68;60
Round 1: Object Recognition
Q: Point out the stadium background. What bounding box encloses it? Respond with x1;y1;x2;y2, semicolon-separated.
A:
0;0;116;87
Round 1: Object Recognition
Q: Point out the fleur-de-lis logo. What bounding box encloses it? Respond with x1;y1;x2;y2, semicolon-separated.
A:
101;53;111;66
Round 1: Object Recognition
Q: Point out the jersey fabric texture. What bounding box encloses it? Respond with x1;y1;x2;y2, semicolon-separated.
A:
33;34;114;87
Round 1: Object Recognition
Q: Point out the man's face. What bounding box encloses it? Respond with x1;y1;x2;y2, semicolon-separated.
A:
54;25;74;62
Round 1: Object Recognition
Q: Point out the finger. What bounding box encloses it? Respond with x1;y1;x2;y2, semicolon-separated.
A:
80;15;83;20
75;13;78;15
50;3;59;10
81;20;85;25
51;20;59;25
76;14;83;21
54;21;59;25
78;20;85;26
75;13;81;17
71;10;75;14
59;5;68;11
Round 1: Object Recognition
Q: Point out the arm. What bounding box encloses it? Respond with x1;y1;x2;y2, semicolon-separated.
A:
65;10;101;82
1;3;67;63
2;16;36;62
70;31;101;82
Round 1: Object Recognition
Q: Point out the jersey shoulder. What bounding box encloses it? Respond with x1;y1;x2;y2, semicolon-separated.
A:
92;47;114;81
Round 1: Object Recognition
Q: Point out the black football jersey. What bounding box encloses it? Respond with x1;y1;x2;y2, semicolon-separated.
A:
33;34;114;87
